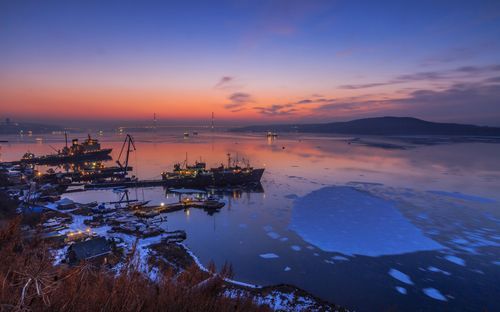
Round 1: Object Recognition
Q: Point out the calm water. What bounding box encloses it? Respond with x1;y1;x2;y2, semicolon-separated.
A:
1;131;500;311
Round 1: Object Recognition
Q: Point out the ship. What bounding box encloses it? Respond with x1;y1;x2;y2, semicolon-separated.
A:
21;134;112;165
161;153;264;187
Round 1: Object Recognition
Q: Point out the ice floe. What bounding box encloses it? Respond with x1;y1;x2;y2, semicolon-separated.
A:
422;288;447;301
395;286;407;295
289;186;443;256
428;191;496;203
427;266;451;276
267;232;281;239
291;245;301;251
388;269;414;285
444;255;466;266
284;266;291;272
260;253;279;259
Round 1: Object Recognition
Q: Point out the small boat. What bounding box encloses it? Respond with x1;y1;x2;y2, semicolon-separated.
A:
183;132;189;138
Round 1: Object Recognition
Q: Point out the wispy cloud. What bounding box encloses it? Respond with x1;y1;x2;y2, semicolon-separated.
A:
214;76;234;89
338;64;500;90
224;92;254;112
254;104;297;116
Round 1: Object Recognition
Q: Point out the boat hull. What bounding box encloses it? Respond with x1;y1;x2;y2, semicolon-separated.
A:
22;149;113;165
162;168;265;187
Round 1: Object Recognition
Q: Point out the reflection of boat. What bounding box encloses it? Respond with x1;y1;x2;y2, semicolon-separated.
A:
21;134;112;165
183;132;189;138
161;153;264;187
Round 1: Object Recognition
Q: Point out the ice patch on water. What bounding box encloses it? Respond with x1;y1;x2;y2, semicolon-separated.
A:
427;266;451;276
395;286;407;295
423;288;447;301
284;266;291;272
492;260;500;266
263;225;273;232
324;259;335;265
291;245;301;251
332;255;349;261
267;232;281;239
428;190;496;203
239;223;248;229
260;253;279;259
285;194;299;200
289;186;443;256
444;255;465;266
388;269;414;285
279;237;289;242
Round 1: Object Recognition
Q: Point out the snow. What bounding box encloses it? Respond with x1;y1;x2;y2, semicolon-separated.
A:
260;253;279;259
444;255;466;267
422;288;447;301
388;269;414;285
289;186;443;256
290;245;301;251
395;286;407;295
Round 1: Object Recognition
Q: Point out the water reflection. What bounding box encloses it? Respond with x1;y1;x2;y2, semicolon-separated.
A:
1;131;500;311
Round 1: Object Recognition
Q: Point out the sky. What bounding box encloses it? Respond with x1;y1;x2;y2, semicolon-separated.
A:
1;0;500;126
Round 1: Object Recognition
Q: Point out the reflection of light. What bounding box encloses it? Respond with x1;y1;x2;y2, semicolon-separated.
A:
186;209;190;216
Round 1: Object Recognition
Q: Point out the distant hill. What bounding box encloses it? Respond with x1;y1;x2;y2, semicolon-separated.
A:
0;121;64;135
230;117;500;136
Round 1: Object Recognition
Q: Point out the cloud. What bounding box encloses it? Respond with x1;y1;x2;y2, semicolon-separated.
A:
224;92;254;112
214;76;234;89
254;104;297;116
315;78;500;125
338;64;500;90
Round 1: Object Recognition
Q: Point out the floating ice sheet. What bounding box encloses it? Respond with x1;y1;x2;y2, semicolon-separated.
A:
289;186;443;256
428;191;496;203
395;286;407;295
389;269;414;285
260;253;279;259
444;255;466;266
423;288;447;301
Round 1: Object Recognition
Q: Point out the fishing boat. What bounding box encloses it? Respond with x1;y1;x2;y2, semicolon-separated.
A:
21;134;112;165
161;153;264;187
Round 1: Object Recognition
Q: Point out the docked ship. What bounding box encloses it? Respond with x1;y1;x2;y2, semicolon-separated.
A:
21;134;112;165
161;154;264;187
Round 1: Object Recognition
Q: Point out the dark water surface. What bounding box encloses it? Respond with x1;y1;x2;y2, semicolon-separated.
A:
1;131;499;311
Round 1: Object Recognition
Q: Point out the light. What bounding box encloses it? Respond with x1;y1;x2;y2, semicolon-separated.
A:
160;202;165;207
186;209;190;216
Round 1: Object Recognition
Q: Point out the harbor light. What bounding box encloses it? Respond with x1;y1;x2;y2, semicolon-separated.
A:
160;202;165;207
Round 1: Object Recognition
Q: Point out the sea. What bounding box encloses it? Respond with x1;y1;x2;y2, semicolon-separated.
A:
1;129;499;311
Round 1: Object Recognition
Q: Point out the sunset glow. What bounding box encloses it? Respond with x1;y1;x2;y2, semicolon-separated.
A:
2;0;500;125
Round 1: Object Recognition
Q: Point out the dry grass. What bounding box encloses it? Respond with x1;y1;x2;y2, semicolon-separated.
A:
0;219;270;312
